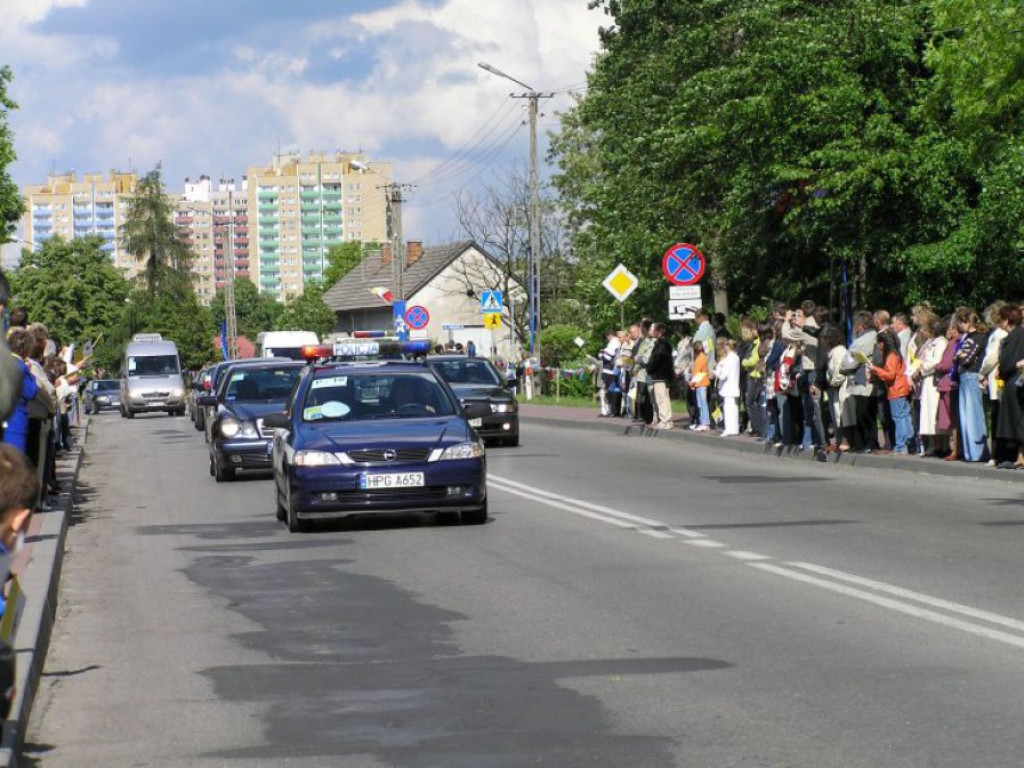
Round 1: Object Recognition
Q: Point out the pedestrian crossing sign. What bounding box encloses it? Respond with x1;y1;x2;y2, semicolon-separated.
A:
484;313;502;330
480;290;503;314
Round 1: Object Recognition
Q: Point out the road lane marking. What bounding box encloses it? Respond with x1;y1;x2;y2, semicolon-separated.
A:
751;563;1024;651
489;473;705;537
725;551;772;561
787;561;1024;634
489;473;1024;651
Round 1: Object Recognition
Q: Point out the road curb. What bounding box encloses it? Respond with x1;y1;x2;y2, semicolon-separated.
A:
0;418;88;768
523;409;1024;485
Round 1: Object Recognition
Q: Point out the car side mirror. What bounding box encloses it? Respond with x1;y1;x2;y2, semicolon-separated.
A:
262;411;291;429
196;395;217;407
463;402;491;421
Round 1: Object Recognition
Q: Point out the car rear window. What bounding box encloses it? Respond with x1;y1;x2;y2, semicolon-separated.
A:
224;367;302;401
431;359;502;386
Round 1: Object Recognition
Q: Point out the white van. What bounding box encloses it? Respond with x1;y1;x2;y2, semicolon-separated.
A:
256;330;319;360
120;333;186;418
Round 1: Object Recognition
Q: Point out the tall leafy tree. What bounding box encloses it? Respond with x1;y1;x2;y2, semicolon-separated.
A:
120;166;192;293
9;235;129;346
0;66;19;239
323;241;378;289
553;0;1024;316
208;278;281;342
276;281;335;339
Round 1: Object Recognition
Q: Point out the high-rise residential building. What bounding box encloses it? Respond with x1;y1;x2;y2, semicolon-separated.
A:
21;171;138;273
245;151;389;298
174;177;249;305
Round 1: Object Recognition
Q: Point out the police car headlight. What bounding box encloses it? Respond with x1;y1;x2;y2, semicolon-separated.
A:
294;450;342;467
238;421;258;438
439;440;485;461
219;417;240;438
491;401;517;413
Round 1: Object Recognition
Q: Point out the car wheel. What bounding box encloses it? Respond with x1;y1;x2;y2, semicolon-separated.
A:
125;408;135;419
461;501;488;525
214;456;235;482
286;497;307;533
208;457;216;477
174;407;187;417
193;414;204;431
274;481;287;522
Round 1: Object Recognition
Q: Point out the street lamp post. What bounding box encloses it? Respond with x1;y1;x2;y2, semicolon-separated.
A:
478;62;553;361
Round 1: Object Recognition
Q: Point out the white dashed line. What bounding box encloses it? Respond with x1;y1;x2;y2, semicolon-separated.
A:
725;551;772;561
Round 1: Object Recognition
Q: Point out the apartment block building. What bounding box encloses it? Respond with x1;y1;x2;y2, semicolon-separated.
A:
245;151;389;298
21;170;138;273
174;177;249;305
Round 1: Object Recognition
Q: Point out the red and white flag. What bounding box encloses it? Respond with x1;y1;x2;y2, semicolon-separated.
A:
369;286;394;304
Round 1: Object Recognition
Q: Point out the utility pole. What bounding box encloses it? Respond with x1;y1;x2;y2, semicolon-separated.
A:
478;62;553;360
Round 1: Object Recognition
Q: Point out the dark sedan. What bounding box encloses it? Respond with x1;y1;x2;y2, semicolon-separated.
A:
266;359;490;532
197;360;305;481
83;379;121;414
426;355;519;446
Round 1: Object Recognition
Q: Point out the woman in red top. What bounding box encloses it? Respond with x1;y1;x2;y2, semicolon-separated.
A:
869;330;913;454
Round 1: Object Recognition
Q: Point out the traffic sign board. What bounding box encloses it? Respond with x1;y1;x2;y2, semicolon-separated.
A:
602;264;638;303
442;324;464;331
480;290;503;313
484;313;502;330
662;243;705;286
404;305;430;330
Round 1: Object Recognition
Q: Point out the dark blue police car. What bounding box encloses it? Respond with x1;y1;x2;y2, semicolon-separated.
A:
264;340;490;531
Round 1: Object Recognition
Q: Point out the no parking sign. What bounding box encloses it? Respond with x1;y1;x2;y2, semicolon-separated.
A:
662;243;705;286
404;305;430;331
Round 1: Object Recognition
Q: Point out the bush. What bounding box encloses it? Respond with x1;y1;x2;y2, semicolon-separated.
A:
538;323;586;367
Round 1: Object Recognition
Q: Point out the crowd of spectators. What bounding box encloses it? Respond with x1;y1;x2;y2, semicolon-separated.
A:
597;303;1024;468
1;298;82;511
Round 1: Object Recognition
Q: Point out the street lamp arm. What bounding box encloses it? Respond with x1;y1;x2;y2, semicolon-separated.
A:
477;61;535;91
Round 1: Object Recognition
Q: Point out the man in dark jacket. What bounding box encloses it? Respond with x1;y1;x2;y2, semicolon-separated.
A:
647;323;676;430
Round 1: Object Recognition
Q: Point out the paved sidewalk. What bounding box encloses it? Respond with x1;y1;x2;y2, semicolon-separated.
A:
520;403;1024;485
0;423;83;768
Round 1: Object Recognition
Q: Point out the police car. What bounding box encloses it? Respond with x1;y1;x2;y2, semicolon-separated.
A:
264;339;490;532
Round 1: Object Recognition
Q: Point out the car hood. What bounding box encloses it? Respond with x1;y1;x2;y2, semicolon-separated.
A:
448;383;509;400
302;417;473;453
222;401;290;422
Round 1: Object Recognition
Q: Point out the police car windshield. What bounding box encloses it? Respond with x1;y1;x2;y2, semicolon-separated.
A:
302;372;455;422
224;366;302;402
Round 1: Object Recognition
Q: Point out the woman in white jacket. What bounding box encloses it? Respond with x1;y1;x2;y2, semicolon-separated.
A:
714;338;742;436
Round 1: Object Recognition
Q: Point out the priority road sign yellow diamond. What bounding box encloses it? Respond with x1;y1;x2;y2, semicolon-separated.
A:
603;264;639;302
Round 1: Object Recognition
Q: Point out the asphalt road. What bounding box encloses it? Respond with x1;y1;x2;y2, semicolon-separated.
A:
24;410;1024;767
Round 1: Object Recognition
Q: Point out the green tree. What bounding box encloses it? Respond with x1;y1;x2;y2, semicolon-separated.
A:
552;0;1024;317
323;241;376;289
116;280;214;370
9;235;129;347
276;281;335;339
208;278;281;342
120;166;192;293
0;66;19;239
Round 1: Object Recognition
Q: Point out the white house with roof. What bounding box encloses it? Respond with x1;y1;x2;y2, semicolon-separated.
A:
323;240;524;361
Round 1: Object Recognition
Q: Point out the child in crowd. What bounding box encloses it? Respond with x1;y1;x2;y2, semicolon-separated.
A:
715;338;741;436
690;341;711;431
869;330;914;454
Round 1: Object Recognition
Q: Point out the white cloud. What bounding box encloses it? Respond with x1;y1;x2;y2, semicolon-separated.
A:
5;0;602;243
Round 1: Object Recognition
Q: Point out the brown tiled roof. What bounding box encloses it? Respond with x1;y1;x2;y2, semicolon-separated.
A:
323;241;476;312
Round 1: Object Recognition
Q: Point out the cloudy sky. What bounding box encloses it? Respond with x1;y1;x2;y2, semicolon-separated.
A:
1;0;605;265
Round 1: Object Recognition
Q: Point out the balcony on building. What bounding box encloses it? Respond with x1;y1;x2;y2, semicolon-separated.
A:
32;207;53;218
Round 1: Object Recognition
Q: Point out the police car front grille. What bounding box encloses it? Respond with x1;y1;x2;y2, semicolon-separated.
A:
347;448;431;465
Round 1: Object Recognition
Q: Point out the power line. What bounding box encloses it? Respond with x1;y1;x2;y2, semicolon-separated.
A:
414;115;527;190
407;99;520;186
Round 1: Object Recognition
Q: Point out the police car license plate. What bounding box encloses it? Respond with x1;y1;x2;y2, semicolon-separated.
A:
469;418;483;427
359;472;425;490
